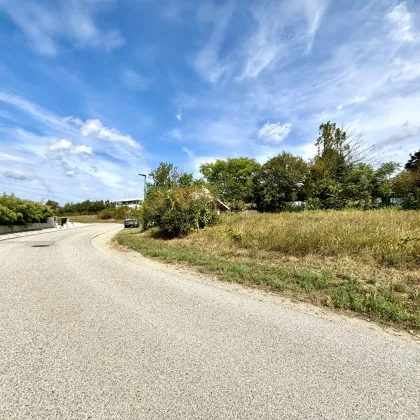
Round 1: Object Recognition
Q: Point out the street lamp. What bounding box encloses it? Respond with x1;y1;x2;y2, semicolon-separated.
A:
138;173;147;201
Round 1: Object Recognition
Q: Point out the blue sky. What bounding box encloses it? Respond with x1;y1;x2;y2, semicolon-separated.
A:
0;0;419;203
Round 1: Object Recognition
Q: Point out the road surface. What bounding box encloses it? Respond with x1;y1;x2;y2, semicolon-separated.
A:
0;224;419;419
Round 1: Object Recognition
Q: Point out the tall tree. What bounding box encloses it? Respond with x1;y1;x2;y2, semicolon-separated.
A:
148;162;182;189
254;152;308;212
200;157;261;205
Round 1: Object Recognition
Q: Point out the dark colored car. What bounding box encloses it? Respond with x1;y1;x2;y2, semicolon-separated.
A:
124;217;140;228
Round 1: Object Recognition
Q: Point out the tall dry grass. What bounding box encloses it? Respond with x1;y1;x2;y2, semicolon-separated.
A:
193;210;420;268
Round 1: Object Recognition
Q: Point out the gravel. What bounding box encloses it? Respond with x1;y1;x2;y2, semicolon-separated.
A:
0;223;419;419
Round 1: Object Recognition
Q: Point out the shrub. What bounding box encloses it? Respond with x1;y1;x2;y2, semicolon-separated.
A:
229;200;250;212
0;194;52;226
402;190;420;210
142;187;219;237
98;209;114;220
114;206;128;220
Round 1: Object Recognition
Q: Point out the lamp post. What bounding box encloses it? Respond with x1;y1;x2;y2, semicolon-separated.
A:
138;173;147;201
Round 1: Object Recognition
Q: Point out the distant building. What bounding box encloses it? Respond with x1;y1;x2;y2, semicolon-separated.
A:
115;198;142;209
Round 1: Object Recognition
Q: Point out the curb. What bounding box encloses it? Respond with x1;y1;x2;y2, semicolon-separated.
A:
0;224;94;242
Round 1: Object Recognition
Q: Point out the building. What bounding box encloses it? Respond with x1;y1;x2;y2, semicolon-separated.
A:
115;198;142;209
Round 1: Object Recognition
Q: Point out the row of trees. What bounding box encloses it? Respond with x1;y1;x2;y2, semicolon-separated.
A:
138;121;419;236
200;122;420;211
46;199;114;215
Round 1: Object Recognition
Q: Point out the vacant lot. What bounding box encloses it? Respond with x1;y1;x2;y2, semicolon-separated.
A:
116;210;420;330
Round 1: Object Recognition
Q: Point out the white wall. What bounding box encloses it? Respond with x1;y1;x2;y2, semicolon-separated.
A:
0;217;56;234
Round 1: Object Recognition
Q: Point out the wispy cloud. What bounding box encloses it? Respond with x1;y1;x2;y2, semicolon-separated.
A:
385;1;415;42
176;111;182;121
166;128;182;141
239;0;329;80
3;170;32;181
67;117;141;149
193;1;235;83
0;0;124;55
336;96;367;110
182;146;194;157
258;122;292;144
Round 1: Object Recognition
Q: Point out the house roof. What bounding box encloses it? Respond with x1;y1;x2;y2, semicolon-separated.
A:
216;199;230;211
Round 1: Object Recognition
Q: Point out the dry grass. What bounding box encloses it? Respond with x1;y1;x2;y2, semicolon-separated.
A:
115;210;420;330
191;210;420;268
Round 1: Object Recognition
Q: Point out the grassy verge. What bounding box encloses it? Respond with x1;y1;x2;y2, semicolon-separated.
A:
115;210;420;331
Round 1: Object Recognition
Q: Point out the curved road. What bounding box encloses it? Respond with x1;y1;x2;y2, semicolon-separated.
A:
0;224;419;419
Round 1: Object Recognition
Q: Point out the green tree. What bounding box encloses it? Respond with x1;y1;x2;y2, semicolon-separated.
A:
148;162;181;188
200;157;261;206
306;122;376;209
394;155;420;209
148;162;197;189
45;199;60;212
405;150;420;172
315;121;348;178
342;163;375;208
373;162;400;206
254;152;308;212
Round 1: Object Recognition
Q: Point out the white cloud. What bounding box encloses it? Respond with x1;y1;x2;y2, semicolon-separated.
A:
122;70;150;91
0;92;148;202
258;122;292;144
3;170;32;181
67;118;140;149
385;2;415;42
0;0;124;55
47;139;93;160
176;111;182;121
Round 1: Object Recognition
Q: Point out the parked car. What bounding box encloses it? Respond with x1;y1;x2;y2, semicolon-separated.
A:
124;217;140;228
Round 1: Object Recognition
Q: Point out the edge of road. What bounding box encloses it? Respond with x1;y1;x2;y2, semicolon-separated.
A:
91;226;420;344
0;223;94;242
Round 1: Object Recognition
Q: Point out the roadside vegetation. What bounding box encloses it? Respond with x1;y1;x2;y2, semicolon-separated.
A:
116;210;420;330
114;122;420;331
0;194;52;225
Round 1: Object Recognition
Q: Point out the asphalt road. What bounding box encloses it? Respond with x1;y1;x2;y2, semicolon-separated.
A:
0;224;419;419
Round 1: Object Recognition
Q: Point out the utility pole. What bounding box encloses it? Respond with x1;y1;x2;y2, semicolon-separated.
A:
138;173;147;202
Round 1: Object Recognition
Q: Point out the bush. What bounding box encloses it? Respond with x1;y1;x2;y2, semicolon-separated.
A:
0;194;52;226
98;209;114;220
114;206;128;220
97;206;129;220
402;190;420;210
142;187;219;237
